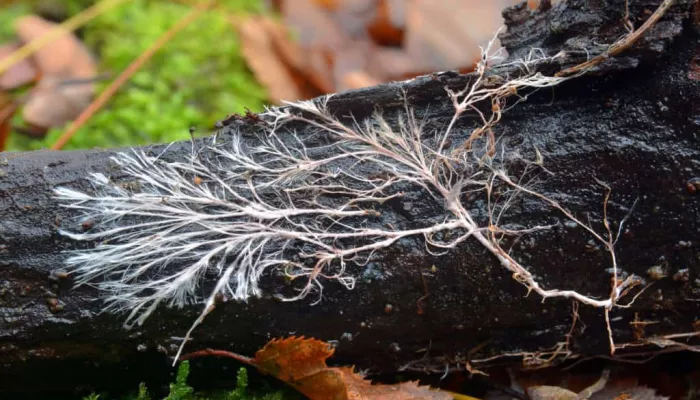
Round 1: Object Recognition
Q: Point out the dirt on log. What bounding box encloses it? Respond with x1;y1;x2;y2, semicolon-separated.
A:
1;0;700;397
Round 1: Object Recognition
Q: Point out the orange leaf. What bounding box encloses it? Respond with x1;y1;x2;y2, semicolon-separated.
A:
181;337;455;399
254;336;335;382
252;336;452;400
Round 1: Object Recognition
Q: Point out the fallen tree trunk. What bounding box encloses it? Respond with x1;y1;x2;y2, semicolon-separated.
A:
1;0;699;396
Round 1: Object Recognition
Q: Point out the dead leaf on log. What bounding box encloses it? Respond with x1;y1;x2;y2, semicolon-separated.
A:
182;336;455;400
14;15;96;135
254;337;454;399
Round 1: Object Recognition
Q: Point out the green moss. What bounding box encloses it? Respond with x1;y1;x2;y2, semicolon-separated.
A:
83;361;298;400
164;361;195;400
6;0;268;151
0;4;30;41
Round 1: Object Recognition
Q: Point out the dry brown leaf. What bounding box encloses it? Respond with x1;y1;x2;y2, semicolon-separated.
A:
14;15;96;132
523;370;670;400
277;0;522;93
256;17;330;97
338;367;454;400
263;19;305;72
238;16;304;104
404;1;523;72
527;385;578;400
253;337;453;400
282;0;345;49
14;15;95;77
184;336;455;400
281;0;345;91
277;0;565;93
0;42;39;90
254;336;334;382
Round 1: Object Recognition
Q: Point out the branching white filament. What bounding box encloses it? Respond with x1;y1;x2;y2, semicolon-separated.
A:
55;31;644;362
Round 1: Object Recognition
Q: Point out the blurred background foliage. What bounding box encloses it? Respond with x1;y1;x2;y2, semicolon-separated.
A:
1;0;268;151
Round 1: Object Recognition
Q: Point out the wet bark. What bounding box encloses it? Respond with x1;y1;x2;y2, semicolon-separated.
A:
1;0;699;397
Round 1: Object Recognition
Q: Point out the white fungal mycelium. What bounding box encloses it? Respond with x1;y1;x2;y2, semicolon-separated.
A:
55;30;645;363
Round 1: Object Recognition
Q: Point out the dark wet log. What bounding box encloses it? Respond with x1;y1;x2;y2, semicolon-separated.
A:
1;0;699;397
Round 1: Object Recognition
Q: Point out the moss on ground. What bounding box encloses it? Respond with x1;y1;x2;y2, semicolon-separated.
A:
4;0;268;151
83;361;300;400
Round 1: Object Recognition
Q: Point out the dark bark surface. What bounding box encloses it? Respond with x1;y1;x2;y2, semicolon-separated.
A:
1;0;699;397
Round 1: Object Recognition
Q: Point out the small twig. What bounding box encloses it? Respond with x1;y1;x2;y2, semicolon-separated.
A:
655;331;700;341
179;348;255;365
556;0;676;77
173;302;215;366
465;339;492;376
51;1;213;150
564;301;580;348
564;341;700;370
616;282;653;308
605;308;615;355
